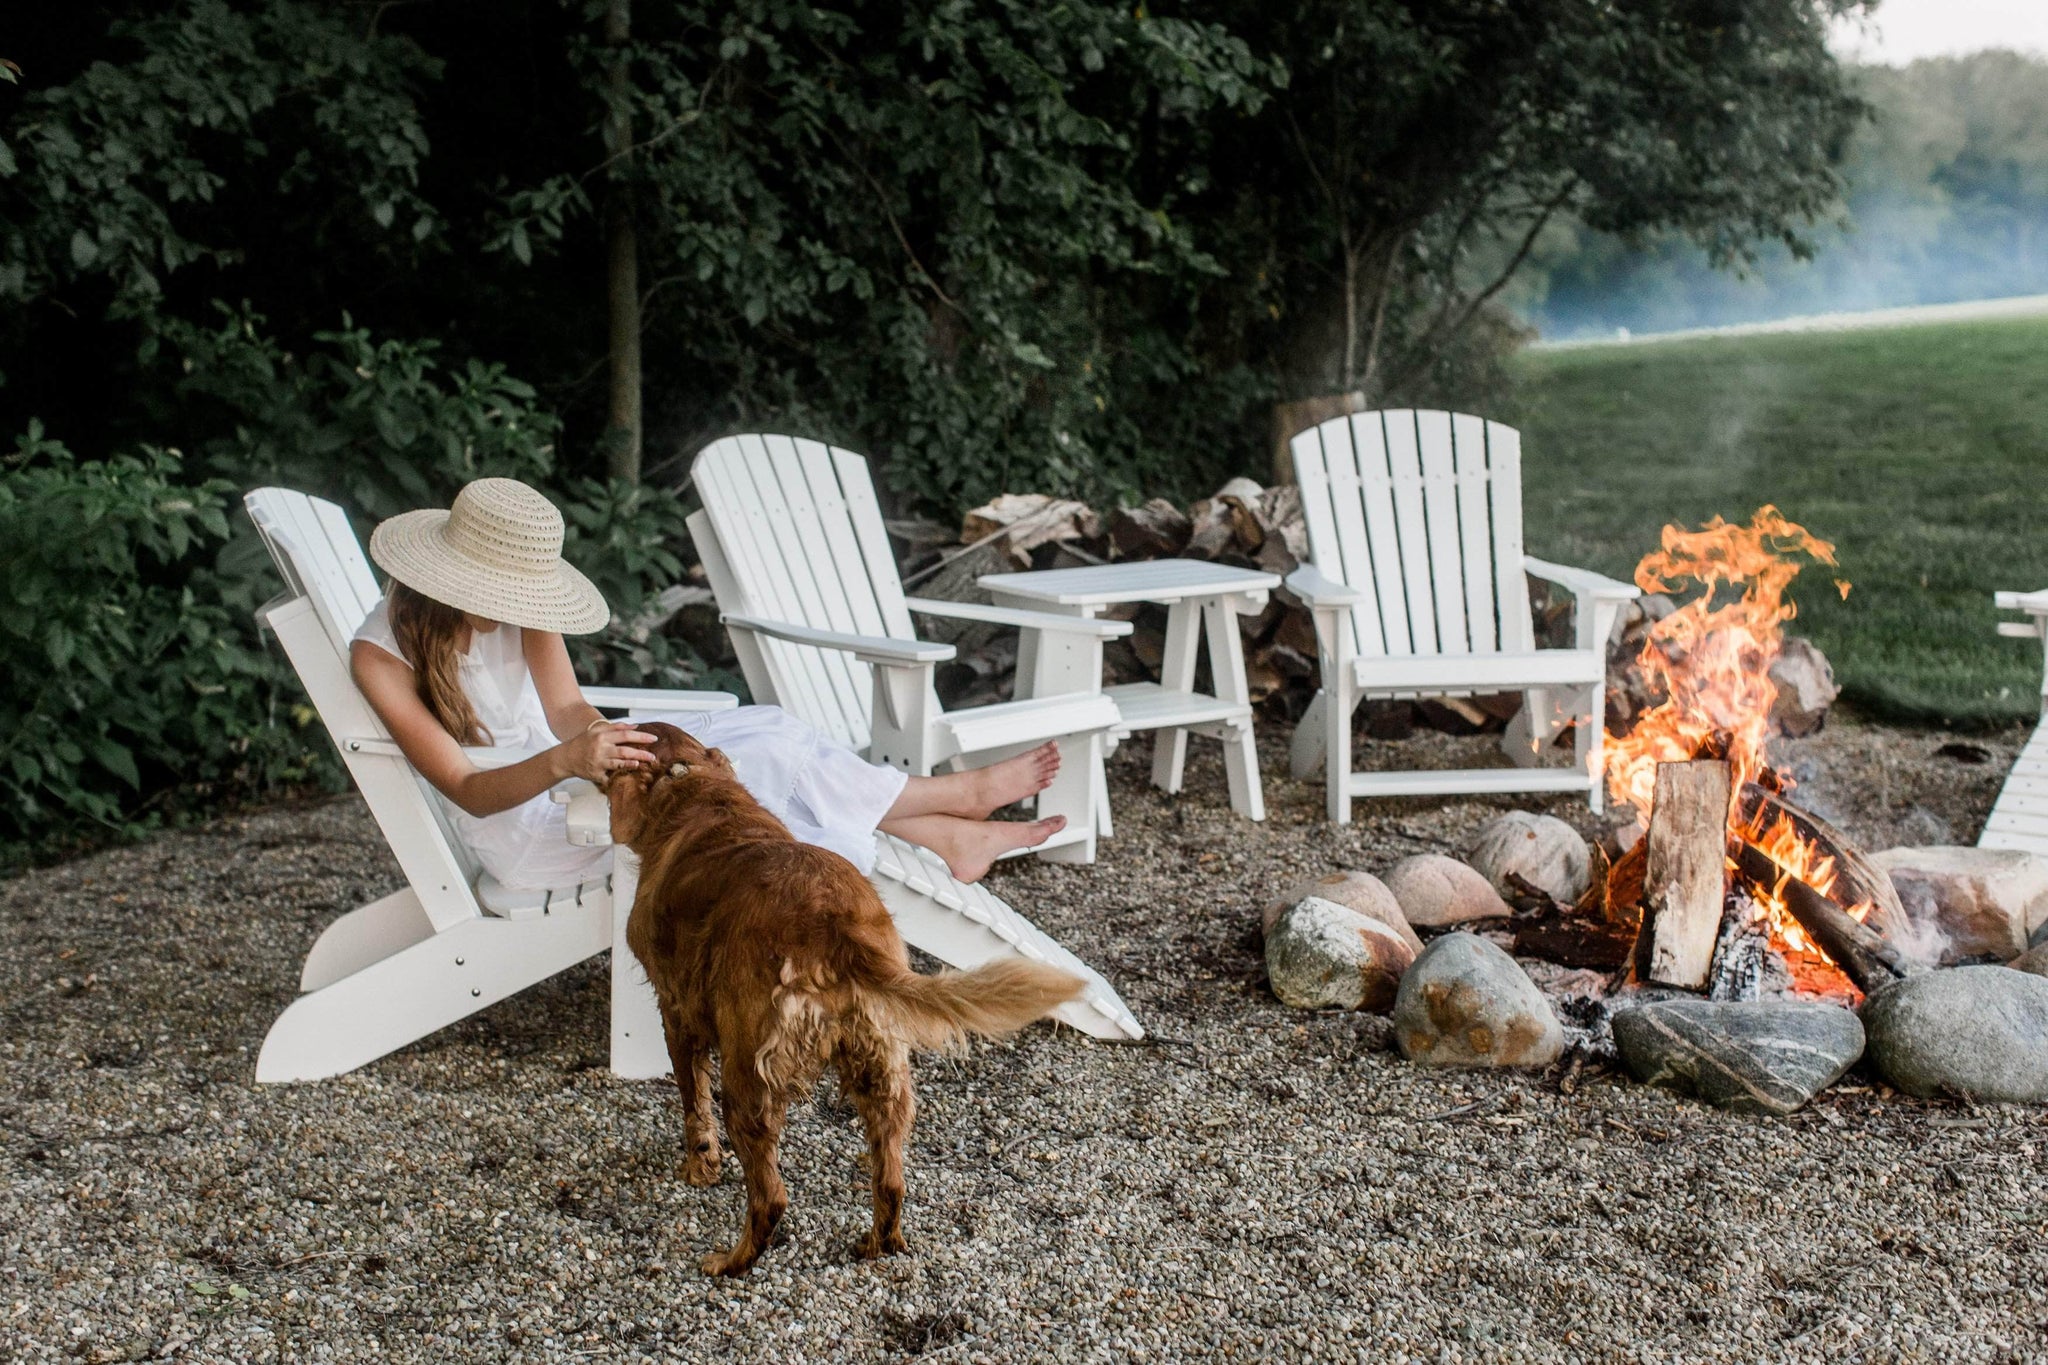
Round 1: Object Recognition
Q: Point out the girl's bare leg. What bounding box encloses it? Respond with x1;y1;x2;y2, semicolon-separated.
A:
882;742;1060;822
879;813;1067;884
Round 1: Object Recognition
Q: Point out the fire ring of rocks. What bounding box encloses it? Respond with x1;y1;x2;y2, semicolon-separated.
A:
1264;510;2048;1113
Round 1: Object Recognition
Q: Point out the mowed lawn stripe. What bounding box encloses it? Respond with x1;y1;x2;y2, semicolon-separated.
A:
1511;315;2048;727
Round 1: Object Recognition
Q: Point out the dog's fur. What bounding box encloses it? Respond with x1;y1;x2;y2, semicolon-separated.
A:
608;722;1083;1276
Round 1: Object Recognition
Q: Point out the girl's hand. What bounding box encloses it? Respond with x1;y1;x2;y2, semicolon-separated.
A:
557;721;659;783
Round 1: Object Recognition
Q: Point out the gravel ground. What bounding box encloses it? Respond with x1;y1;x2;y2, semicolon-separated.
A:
4;712;2047;1364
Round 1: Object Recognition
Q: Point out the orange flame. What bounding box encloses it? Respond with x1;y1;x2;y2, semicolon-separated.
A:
1603;506;1838;815
1602;508;1869;963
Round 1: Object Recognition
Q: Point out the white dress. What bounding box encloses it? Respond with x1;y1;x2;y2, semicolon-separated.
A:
352;598;908;890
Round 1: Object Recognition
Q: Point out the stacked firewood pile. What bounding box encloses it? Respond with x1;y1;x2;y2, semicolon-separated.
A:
891;480;1840;742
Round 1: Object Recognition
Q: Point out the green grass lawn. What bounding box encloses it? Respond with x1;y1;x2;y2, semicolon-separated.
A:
1510;314;2048;727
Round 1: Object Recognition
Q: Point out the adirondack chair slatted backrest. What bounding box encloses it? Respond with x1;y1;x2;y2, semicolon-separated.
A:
1292;410;1536;663
246;489;485;925
693;435;926;753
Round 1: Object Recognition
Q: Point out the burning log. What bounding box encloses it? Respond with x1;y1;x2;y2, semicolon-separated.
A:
1630;760;1734;990
1512;845;1641;970
1728;841;1917;995
1738;785;1908;935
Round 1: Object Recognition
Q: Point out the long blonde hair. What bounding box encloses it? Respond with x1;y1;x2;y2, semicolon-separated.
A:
387;581;491;746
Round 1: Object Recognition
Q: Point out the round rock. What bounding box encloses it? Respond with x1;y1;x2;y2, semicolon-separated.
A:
1261;870;1420;953
1382;854;1512;929
1612;1000;1865;1117
1465;811;1590;904
1265;896;1416;1013
1861;966;2048;1103
1869;845;2048;963
1391;932;1563;1068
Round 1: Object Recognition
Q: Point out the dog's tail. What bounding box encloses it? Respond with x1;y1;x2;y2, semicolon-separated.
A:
863;960;1085;1052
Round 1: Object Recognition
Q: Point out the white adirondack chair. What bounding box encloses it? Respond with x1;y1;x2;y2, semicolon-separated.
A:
1983;589;2048;855
688;434;1133;864
247;489;1140;1083
1284;410;1639;823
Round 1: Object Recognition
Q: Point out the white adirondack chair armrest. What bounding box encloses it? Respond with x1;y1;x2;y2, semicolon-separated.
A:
584;686;740;713
904;596;1135;639
1994;588;2048;639
1284;565;1367;608
721;612;956;665
1521;557;1641;602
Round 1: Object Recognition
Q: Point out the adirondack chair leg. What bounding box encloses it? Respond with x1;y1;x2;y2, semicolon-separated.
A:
1576;681;1608;815
299;886;438;993
257;903;610;1083
1291;691;1329;779
1325;681;1354;825
1033;734;1102;863
607;850;670;1079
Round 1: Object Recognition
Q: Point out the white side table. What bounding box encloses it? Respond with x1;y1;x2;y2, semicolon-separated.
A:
979;560;1278;821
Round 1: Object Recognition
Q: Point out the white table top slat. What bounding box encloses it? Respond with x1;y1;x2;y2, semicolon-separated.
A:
978;558;1280;606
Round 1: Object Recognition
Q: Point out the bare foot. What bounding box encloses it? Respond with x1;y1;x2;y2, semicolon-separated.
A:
968;742;1062;817
943;815;1067;883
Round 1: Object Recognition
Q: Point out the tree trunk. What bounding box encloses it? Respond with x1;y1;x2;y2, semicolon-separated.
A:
1269;390;1367;484
602;0;642;485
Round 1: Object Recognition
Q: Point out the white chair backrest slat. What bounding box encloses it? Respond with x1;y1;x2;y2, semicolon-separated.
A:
1414;409;1470;653
1379;411;1439;654
1485;422;1535;652
833;446;917;640
1451;412;1500;653
1294;410;1535;660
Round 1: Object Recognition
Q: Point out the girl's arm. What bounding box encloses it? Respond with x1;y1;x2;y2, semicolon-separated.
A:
351;640;653;818
525;628;606;741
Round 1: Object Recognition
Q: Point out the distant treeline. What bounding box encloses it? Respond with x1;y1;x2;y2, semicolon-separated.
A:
1525;51;2048;338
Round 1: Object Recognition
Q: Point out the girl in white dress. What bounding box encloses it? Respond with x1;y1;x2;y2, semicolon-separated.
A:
349;478;1067;892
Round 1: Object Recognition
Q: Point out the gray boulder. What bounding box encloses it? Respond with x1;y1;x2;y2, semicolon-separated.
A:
1392;933;1563;1068
1870;846;2048;963
1612;1000;1865;1117
1382;854;1513;928
1266;896;1416;1013
1861;967;2048;1103
1465;811;1590;904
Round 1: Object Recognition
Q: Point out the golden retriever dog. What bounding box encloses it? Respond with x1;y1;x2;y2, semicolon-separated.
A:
607;722;1083;1276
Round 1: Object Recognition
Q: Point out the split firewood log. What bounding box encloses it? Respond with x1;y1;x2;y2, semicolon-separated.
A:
1108;499;1192;559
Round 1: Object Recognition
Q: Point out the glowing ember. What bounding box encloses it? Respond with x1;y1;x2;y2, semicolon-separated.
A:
1601;507;1873;958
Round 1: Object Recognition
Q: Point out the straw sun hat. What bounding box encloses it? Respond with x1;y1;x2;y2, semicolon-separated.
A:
369;478;611;635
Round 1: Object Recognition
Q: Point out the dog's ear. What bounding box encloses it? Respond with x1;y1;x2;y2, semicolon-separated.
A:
608;771;649;846
707;747;735;774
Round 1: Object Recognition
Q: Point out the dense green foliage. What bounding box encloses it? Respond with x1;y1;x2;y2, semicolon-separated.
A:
1514;315;2048;727
1531;51;2048;336
2;0;1867;854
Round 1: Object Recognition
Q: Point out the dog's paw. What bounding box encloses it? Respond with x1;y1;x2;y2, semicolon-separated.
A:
681;1150;722;1186
698;1247;753;1277
855;1227;909;1260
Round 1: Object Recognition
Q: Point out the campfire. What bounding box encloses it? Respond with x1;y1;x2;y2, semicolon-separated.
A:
1514;508;1922;1001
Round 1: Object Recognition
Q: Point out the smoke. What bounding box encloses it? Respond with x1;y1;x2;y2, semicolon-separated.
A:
1874;878;1955;971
